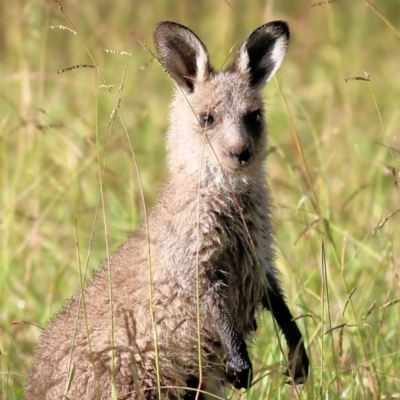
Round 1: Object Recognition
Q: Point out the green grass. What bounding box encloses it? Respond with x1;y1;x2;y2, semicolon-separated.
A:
1;0;400;398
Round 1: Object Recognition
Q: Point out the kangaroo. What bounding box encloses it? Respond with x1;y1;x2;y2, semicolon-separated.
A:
25;20;309;400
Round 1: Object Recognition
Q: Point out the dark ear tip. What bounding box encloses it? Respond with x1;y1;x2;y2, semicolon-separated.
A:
264;20;290;40
154;21;186;33
153;21;176;40
153;21;187;44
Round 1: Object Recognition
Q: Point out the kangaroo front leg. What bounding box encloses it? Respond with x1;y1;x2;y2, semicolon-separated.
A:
210;299;253;389
262;281;309;384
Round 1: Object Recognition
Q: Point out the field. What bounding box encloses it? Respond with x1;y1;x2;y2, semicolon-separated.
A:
1;0;400;398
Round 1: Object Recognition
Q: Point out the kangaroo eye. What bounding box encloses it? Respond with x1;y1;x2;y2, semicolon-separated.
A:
244;109;262;124
243;109;263;132
199;113;215;128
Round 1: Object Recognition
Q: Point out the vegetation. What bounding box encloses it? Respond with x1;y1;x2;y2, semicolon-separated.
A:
1;0;400;398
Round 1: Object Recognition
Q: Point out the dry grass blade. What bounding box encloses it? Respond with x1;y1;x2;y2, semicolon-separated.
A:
35;25;77;35
36;123;64;131
382;166;399;186
294;217;320;245
277;80;321;216
374;141;400;155
56;64;95;74
340;184;369;211
338;325;344;357
131;32;169;78
109;98;121;127
340;230;347;273
11;320;42;329
311;0;338;7
374;208;400;233
220;43;238;70
108;68;124;125
321;238;341;393
379;298;400;311
345;76;370;82
364;0;400;39
104;49;132;57
222;0;247;30
117;62;127;94
54;0;63;11
64;364;76;394
292;314;315;322
361;301;377;321
98;84;114;92
341;287;356;319
324;323;347;336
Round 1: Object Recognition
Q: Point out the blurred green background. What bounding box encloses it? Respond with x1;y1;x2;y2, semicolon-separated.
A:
1;0;400;398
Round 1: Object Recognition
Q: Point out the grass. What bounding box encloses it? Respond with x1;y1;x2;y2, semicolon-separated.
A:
1;0;400;398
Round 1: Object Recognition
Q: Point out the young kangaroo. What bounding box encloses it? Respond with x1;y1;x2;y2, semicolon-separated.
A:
25;20;309;399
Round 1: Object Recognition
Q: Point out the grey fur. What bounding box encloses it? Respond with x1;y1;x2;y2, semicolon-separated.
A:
25;20;308;400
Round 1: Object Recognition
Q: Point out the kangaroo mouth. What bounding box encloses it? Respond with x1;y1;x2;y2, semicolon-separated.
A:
222;150;253;172
219;149;265;175
220;159;251;173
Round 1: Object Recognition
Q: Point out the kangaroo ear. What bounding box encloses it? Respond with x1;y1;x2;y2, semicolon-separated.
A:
153;21;211;93
234;21;290;89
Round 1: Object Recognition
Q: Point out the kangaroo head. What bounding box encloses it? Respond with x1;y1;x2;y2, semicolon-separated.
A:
153;21;289;182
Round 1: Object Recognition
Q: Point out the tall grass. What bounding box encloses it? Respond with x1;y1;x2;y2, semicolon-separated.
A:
1;0;400;398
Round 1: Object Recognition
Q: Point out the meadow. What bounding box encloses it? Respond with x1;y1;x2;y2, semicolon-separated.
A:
1;0;400;398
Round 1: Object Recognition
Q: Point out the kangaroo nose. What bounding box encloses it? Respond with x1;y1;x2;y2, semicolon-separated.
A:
230;147;252;165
